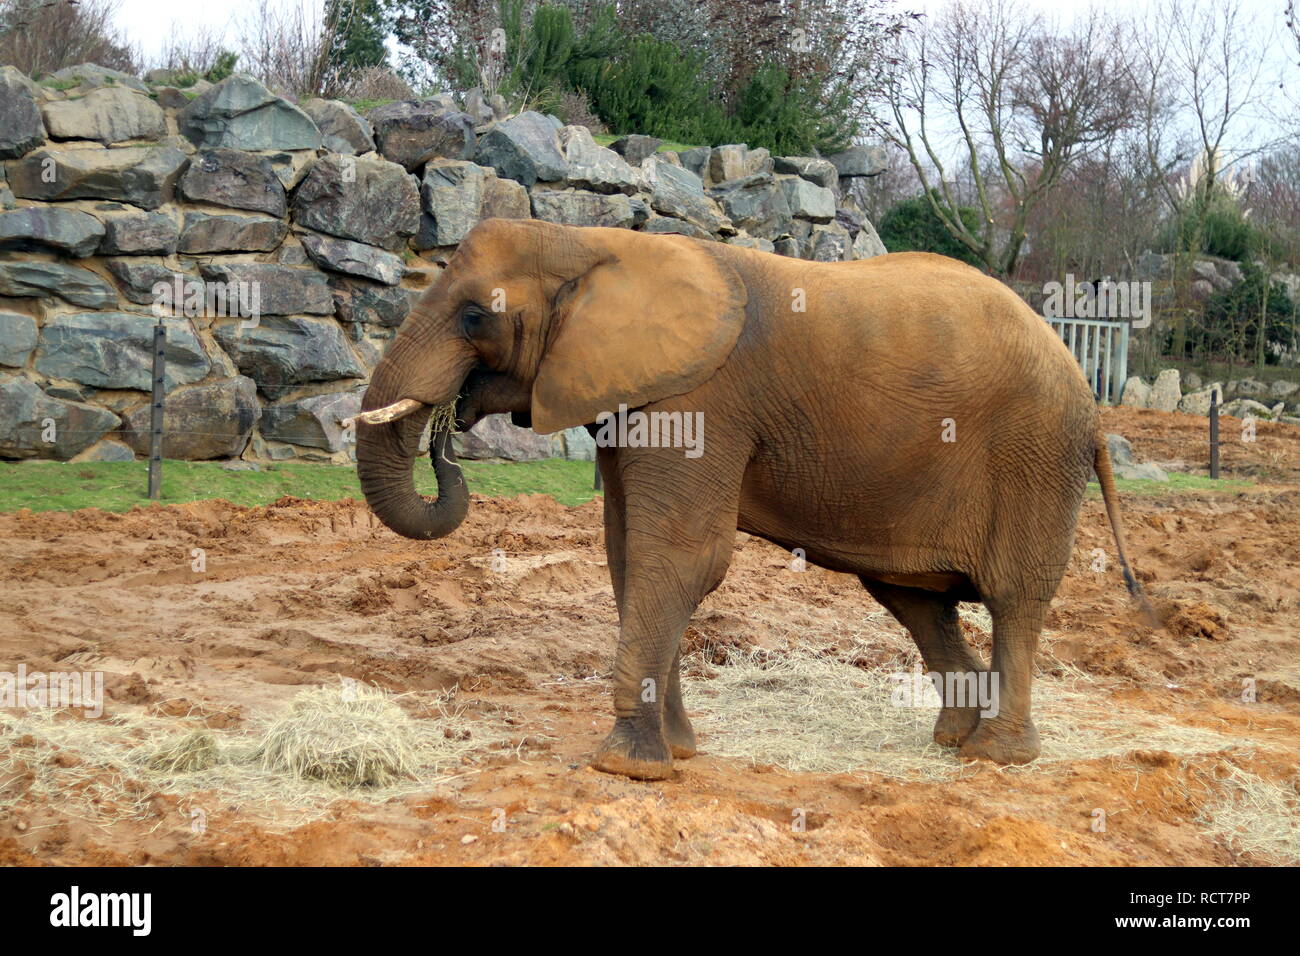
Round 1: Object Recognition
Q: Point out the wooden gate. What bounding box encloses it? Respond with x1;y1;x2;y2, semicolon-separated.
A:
1046;317;1130;405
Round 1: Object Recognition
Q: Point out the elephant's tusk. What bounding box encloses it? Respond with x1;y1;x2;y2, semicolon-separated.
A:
341;398;426;428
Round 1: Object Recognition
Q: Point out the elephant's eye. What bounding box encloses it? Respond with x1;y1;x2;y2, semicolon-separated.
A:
461;304;490;338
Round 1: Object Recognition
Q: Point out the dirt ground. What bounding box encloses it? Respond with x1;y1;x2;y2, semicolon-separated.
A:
1;406;1298;866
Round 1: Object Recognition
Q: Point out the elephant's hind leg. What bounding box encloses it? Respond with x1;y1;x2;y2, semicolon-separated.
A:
958;597;1048;765
861;579;987;747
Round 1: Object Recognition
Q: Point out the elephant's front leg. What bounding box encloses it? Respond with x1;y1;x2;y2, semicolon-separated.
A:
592;473;737;780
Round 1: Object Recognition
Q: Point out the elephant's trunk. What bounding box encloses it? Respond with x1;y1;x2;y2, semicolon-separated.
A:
355;400;469;541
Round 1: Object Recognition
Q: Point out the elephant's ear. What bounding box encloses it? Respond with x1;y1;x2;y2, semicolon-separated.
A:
530;234;748;434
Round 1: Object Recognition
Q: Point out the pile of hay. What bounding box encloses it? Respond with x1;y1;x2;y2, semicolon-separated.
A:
1199;765;1300;864
0;682;505;826
684;642;1259;781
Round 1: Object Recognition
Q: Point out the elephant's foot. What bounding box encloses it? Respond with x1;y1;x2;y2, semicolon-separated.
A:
932;706;982;747
591;718;673;780
664;706;698;760
958;715;1040;765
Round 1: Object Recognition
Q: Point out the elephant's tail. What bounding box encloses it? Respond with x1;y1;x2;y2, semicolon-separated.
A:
1094;437;1159;626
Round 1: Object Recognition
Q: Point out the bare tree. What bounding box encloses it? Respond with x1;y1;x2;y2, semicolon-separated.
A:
875;0;1139;277
0;0;136;76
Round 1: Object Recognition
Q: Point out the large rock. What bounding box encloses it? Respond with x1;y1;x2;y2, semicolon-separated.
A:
779;177;835;223
331;279;417;330
417;159;488;248
178;211;287;253
291;154;420;251
641;216;711;240
454;413;555;461
0;375;120;459
708;144;771;185
709;173;792;238
530;188;634;229
1269;380;1299;400
198;262;334;315
41;87;165;145
34;313;210;391
826;145;887;177
7;146;187;209
368;101;475;170
47;64;148;93
677;146;710;179
299;232;404;286
480;175;531;221
1221;398;1273;419
1178;382;1224;415
0;260;117;308
474;111;567;187
0;311;38;366
300;99;375;155
559;126;640;194
1120;375;1151;408
809;221;852;261
0;207;105;257
178;148;287;216
213;316;366;398
99;211;179;255
851;219;887;259
260;389;362;452
120;375;261;459
642;157;731;235
609;134;662;166
1148;368;1181;412
105;259;181;305
178;74;322;150
1114;461;1169;481
0;66;47;159
774;156;838;189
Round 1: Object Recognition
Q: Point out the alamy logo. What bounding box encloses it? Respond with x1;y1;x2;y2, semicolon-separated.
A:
890;664;1000;718
0;664;102;717
151;275;262;327
594;405;705;459
1042;274;1151;329
49;886;151;936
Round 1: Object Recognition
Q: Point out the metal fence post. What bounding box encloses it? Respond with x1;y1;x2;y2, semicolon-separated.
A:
1209;391;1220;480
147;323;166;500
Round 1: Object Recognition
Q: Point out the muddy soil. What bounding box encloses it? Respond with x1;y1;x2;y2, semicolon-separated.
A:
1;407;1297;866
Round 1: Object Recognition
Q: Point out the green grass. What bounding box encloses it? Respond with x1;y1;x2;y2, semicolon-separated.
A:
592;133;697;154
0;459;599;514
1087;473;1253;496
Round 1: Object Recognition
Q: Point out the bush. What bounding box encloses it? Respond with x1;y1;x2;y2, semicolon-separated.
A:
1159;191;1273;261
878;192;984;265
1197;262;1297;363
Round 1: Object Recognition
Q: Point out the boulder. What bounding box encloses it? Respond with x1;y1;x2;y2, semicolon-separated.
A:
454;413;555;461
727;235;775;253
1221;398;1273;419
851;219;887;259
178;74;321;150
810;221;852;261
553;425;596;461
0;66;48;159
99;211;179;255
0;375;120;460
47;64;148;93
0;207;105;257
609;134;662;166
0;311;38;366
1120;375;1150;408
41;87;165;144
1231;377;1270;398
198;262;334;315
530;188;634;229
34;312;210;391
300;99;375;154
708;173;792;238
474;111;567;187
642;157;730;235
7;146;187;209
74;439;135;462
178;148;287;216
260;389;363;452
417;159;488;248
299;232;404;286
291;154;420;251
331;279;417;330
559;126;640;194
0;260;117;308
1148;368;1181;412
1106;433;1134;466
178;211;288;253
826;145;887;177
105;259;182;305
640;216;711;240
677;147;711;180
778;177;835;223
1178;382;1224;415
368;101;475;170
213;316;366;398
1114;461;1169;481
1269;380;1299;399
463;87;496;126
120;375;261;459
773;156;838;189
480;175;531;220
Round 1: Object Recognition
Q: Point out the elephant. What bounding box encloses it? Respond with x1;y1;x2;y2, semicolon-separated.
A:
353;218;1150;780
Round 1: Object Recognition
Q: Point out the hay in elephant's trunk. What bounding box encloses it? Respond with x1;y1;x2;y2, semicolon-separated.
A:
683;643;1263;782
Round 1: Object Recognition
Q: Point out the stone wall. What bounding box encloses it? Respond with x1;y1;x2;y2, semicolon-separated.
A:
0;64;888;464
